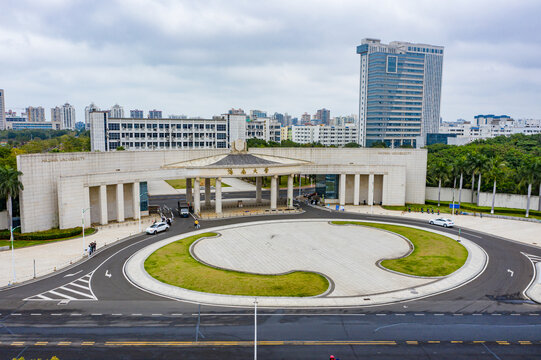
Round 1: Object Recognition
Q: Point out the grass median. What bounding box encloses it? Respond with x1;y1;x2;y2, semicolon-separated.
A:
144;232;329;296
331;221;468;277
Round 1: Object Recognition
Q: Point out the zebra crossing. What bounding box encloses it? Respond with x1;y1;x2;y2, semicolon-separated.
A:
24;272;97;301
522;252;541;264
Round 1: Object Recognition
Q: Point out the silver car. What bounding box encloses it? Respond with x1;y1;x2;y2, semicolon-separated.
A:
146;222;170;234
429;218;455;228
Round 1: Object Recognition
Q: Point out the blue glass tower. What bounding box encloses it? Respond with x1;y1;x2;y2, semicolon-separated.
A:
357;39;444;148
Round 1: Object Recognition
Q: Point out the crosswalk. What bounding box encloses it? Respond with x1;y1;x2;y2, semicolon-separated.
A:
522;253;541;264
24;272;97;301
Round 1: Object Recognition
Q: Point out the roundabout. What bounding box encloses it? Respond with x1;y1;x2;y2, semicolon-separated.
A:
124;219;488;308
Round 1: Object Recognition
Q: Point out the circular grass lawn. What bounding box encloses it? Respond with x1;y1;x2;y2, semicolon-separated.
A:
331;221;468;277
144;232;329;297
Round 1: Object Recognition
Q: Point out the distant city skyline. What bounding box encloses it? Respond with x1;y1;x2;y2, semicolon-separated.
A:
1;1;541;124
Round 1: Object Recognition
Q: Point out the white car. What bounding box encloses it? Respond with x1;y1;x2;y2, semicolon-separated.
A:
429;218;455;228
146;222;169;234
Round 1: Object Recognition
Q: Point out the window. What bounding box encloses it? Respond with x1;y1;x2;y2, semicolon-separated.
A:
386;56;397;73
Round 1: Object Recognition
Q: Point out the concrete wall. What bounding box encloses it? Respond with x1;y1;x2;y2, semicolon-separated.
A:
0;211;7;230
426;186;540;211
18;148;426;232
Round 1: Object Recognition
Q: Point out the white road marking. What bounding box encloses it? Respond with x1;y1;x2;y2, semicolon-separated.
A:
507;269;514;277
24;272;97;301
171;313;183;316
30;313;41;316
105;270;112;278
472;314;482;316
51;313;62;316
434;314;444;316
91;313;102;316
131;314;142;316
48;290;77;300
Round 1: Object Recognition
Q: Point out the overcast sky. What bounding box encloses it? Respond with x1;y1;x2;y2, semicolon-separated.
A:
1;0;540;122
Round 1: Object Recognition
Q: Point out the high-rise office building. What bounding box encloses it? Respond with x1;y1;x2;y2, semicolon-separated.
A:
301;112;311;124
148;109;162;119
26;106;46;122
315;108;331;125
110;104;124;118
357;38;444;147
85;103;100;129
0;89;5;130
249;110;267;120
61;103;76;130
130;109;144;119
51;106;62;128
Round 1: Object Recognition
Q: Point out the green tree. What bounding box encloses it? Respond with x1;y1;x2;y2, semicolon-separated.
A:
428;159;451;206
344;142;361;148
0;166;24;228
370;141;388;148
518;157;541;217
454;156;468;209
484;157;507;214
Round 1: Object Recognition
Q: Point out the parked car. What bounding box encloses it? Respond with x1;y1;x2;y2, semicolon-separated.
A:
429;218;455;228
146;222;170;234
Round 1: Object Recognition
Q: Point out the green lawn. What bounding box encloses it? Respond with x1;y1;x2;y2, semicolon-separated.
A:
0;228;97;249
332;221;468;277
144;232;329;296
165;179;231;189
382;202;541;220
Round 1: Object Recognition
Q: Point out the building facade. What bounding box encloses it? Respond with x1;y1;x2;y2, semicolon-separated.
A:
26;106;46;122
61;103;76;130
130;109;144;119
90;112;229;151
291;125;358;146
85;103;100;130
315;108;331;125
148;110;162;119
0;89;5;130
357;38;444;148
16;145;427;232
245;118;281;143
110;104;124;118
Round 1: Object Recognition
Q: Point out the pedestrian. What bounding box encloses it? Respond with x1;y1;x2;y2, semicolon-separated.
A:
87;245;92;256
166;218;171;226
408;206;411;213
421;207;424;213
431;208;434;214
437;209;440;215
194;219;200;229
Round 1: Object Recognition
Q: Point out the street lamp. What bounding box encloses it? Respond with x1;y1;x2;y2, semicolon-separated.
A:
82;207;91;256
10;225;20;284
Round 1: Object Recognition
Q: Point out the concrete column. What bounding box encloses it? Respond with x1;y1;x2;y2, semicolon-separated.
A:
116;183;124;222
276;175;281;201
256;177;262;204
133;181;140;220
186;178;193;204
368;173;374;206
194;177;201;215
353;174;360;206
99;184;108;225
270;175;277;210
287;174;294;209
339;173;346;206
204;178;211;207
215;177;222;214
83;186;91;225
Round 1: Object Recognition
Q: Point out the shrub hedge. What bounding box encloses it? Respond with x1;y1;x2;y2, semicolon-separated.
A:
0;227;94;240
424;200;541;217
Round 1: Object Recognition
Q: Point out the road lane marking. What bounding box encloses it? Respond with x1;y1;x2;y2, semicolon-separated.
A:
34;341;48;346
30;313;41;316
64;270;83;277
131;313;142;316
434;314;444;316
58;341;71;346
24;272;97;301
91;314;102;316
47;290;78;301
82;341;95;346
59;286;96;299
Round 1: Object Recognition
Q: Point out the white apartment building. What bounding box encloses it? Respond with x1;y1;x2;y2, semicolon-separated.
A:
246;118;281;143
440;117;541;145
60;103;76;130
110;104;124;118
291;125;358;146
0;89;5;130
90;112;229;152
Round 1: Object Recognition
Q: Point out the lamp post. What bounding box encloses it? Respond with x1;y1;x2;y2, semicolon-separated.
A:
10;225;20;284
82;207;91;256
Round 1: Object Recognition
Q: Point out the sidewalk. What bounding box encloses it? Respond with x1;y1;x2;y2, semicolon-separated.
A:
343;205;540;248
0;217;159;288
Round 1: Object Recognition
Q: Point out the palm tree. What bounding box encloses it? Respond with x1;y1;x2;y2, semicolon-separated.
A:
518;157;541;218
465;152;478;203
430;160;450;207
0;166;24;228
485;157;506;214
475;154;489;206
454;156;468;210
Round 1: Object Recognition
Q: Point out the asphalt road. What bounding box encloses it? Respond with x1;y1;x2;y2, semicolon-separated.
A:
1;192;541;359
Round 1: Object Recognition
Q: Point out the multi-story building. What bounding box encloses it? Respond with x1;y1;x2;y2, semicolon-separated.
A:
0;89;5;130
26;106;46;122
51;106;62;129
245;118;281;143
438;116;541;145
110;104;124;118
60;103;76;130
280;126;291;141
301;112;311;124
249;110;267;120
85;103;100;130
148;109;162;119
90;112;229;151
291;125;358;146
130;109;144;119
357;38;444;148
314;108;331;125
222;112;247;143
